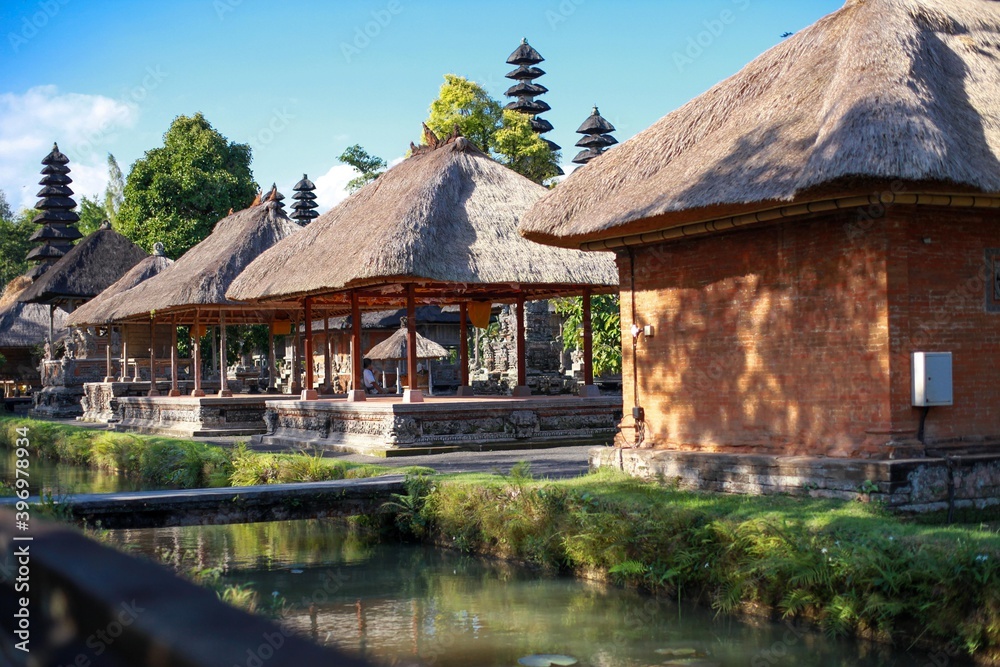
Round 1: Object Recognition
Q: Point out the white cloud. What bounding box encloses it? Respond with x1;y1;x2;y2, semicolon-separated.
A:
0;85;137;210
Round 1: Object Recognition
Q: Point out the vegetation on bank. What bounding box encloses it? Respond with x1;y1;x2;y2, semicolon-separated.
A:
385;466;1000;660
0;417;422;489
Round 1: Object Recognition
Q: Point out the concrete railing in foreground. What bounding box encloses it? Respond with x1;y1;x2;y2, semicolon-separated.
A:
0;509;374;666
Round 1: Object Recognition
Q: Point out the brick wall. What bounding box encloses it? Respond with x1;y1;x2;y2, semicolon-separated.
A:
886;206;1000;445
616;206;999;457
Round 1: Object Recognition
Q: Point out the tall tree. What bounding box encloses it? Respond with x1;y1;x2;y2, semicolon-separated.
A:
0;197;35;287
339;145;387;193
76;195;106;236
424;75;560;183
117;113;257;258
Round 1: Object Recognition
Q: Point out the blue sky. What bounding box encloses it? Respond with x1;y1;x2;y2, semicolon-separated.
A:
0;0;844;213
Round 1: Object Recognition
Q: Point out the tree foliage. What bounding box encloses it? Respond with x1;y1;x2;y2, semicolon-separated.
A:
0;194;35;287
553;295;623;377
76;195;106;236
76;155;127;236
117;113;257;258
339;144;387;193
424;75;560;183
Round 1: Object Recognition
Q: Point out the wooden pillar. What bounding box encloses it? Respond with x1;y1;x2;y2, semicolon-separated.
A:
513;294;530;397
302;297;318;400
323;311;332;393
290;318;301;393
120;325;128;381
191;311;205;396
104;326;114;382
267;323;276;393
48;304;54;347
210;326;218;383
169;322;180;397
218;311;232;397
147;315;160;396
580;288;600;398
404;284;423;403
456;302;473;396
348;291;365;401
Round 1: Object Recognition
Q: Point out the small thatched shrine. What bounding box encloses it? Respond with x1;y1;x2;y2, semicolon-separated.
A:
0;277;68;393
520;0;1000;507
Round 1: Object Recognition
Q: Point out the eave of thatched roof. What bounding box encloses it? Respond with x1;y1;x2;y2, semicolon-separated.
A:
305;305;461;333
0;276;67;348
67;253;174;326
227;136;618;304
91;201;301;322
519;0;1000;249
365;327;448;361
18;227;148;305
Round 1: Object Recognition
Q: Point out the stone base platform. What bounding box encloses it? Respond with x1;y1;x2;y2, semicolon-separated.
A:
256;395;622;456
112;395;298;438
80;381;216;424
591;446;1000;513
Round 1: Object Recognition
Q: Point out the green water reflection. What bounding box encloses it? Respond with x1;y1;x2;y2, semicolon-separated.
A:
108;520;959;667
0;449;152;495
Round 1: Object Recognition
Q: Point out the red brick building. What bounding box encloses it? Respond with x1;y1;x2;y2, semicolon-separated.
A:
521;0;1000;459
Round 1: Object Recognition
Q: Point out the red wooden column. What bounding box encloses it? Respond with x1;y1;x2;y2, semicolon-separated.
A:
147;315;160;396
302;297;318;400
456;302;473;396
404;284;423;403
120;325;128;382
267;322;276;394
513;293;530;397
323;310;332;393
169;321;180;397
348;291;365;401
218;311;232;397
580;288;600;397
191;311;205;396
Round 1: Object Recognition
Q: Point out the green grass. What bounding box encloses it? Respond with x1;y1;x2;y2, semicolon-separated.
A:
387;467;1000;660
0;417;410;490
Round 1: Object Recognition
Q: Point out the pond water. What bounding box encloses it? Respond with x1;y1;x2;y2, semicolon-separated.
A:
0;449;155;496
106;520;960;667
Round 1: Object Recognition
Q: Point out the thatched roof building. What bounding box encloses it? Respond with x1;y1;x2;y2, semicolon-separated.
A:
227;134;617;306
520;0;1000;249
91;201;301;323
67;244;174;326
365;327;448;361
0;277;67;348
19;225;148;307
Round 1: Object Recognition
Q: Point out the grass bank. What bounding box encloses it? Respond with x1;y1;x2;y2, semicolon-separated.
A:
0;417;425;489
386;466;1000;661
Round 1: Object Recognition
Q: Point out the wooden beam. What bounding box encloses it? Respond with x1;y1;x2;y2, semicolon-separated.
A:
148;314;159;396
348;291;365;401
301;298;318;400
323;310;332;393
191;310;204;396
457;302;472;396
169;321;180;397
218;312;231;397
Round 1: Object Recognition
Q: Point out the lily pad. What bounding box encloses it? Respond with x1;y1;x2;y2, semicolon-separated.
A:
518;654;578;667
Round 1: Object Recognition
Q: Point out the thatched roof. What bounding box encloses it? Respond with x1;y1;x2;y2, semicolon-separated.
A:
67;246;174;326
227;135;618;303
89;201;301;322
18;226;148;305
520;0;1000;248
365;327;448;361
0;276;67;348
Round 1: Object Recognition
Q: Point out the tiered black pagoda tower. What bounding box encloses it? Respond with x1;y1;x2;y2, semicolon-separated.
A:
27;143;82;280
290;174;318;226
572;106;618;165
266;183;287;212
504;39;559;151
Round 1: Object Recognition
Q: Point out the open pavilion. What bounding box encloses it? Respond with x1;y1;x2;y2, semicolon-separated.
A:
226;132;622;455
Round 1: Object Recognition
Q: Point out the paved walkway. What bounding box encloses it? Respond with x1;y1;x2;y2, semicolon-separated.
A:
43;418;599;479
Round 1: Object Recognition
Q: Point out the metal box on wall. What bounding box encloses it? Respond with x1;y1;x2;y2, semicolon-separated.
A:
911;352;953;407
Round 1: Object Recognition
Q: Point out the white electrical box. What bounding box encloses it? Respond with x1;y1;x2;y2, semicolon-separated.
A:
911;352;953;407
